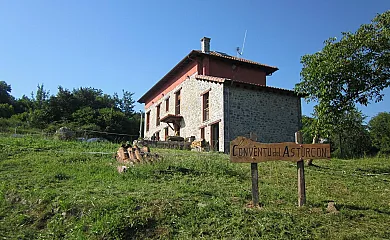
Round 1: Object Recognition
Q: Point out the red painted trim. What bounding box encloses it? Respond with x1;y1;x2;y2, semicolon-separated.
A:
208;119;221;126
144;63;197;108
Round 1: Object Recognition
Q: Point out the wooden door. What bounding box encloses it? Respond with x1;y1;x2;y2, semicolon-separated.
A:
210;123;219;151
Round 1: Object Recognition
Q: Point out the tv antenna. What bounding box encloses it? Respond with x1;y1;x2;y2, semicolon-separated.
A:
236;30;247;58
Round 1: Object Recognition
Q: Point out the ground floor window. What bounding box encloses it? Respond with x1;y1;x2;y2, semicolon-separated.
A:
200;127;205;139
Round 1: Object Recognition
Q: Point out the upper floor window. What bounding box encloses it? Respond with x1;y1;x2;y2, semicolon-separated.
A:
156;104;161;126
165;97;169;112
175;90;181;115
146;111;150;132
203;92;209;121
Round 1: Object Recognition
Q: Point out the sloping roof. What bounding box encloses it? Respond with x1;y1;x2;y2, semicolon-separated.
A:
202;50;278;72
194;75;226;83
138;50;279;103
195;75;302;97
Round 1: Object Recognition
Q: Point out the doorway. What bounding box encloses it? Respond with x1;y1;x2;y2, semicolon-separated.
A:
210;123;219;151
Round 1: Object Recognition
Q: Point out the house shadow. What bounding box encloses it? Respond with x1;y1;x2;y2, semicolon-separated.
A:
307;163;331;170
312;200;390;216
337;203;390;215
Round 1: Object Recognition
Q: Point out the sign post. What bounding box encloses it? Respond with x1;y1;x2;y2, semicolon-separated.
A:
230;132;330;207
295;131;306;206
249;133;259;207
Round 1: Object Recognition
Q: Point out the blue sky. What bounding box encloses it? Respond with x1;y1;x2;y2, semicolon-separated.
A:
0;0;389;120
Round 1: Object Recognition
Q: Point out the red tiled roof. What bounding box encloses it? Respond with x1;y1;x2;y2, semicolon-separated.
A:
195;75;302;96
194;75;226;83
138;50;279;103
196;50;279;72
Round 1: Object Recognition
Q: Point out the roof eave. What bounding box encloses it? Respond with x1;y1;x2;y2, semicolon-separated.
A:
137;50;201;103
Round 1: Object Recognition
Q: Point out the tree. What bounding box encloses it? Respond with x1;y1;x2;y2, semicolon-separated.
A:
73;87;116;110
34;84;50;110
13;95;33;114
29;109;49;129
301;115;316;144
0;103;14;118
48;86;77;122
72;106;97;126
295;10;390;158
121;90;135;117
368;112;390;154
330;109;372;158
302;108;371;159
0;81;14;105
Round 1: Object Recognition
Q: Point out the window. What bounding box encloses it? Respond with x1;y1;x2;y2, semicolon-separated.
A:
165;127;169;140
146;111;150;132
175;90;181;115
202;92;209;121
155;131;160;141
200;127;205;139
156;105;160;126
165;97;169;112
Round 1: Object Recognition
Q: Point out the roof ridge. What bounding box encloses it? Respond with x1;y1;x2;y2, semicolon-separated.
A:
193;50;278;70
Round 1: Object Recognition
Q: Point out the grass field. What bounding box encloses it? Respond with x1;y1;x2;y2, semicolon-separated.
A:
1;134;390;239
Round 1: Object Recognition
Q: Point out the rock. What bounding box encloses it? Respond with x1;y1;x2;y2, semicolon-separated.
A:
326;201;339;214
117;166;128;173
55;127;75;140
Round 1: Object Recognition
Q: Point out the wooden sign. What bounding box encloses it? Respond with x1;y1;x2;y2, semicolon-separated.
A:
230;136;330;163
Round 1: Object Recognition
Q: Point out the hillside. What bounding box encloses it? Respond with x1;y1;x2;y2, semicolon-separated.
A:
1;134;390;239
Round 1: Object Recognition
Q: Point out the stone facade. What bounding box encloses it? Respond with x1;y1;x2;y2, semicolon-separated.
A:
223;85;301;152
144;75;226;152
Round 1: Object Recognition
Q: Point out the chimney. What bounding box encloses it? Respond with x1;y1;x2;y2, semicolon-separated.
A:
201;37;211;53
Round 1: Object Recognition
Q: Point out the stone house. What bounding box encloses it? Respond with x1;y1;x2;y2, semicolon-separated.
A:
138;37;302;152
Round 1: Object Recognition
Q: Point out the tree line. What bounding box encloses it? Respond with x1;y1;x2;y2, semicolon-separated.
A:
296;10;390;158
301;111;390;158
0;81;141;141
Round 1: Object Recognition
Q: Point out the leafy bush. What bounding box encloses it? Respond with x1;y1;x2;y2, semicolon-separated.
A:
369;112;390;154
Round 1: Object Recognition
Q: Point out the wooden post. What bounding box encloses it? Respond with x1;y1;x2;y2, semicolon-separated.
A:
251;163;259;207
295;131;306;207
249;132;259;207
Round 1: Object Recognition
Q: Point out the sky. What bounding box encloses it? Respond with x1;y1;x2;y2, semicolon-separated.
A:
0;0;389;120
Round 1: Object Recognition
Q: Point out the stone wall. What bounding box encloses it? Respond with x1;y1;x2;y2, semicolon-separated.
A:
224;85;301;152
181;77;225;151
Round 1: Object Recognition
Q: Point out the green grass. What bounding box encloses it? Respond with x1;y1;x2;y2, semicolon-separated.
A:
1;134;390;239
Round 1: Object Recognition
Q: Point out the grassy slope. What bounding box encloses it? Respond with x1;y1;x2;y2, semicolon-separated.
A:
0;135;389;239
